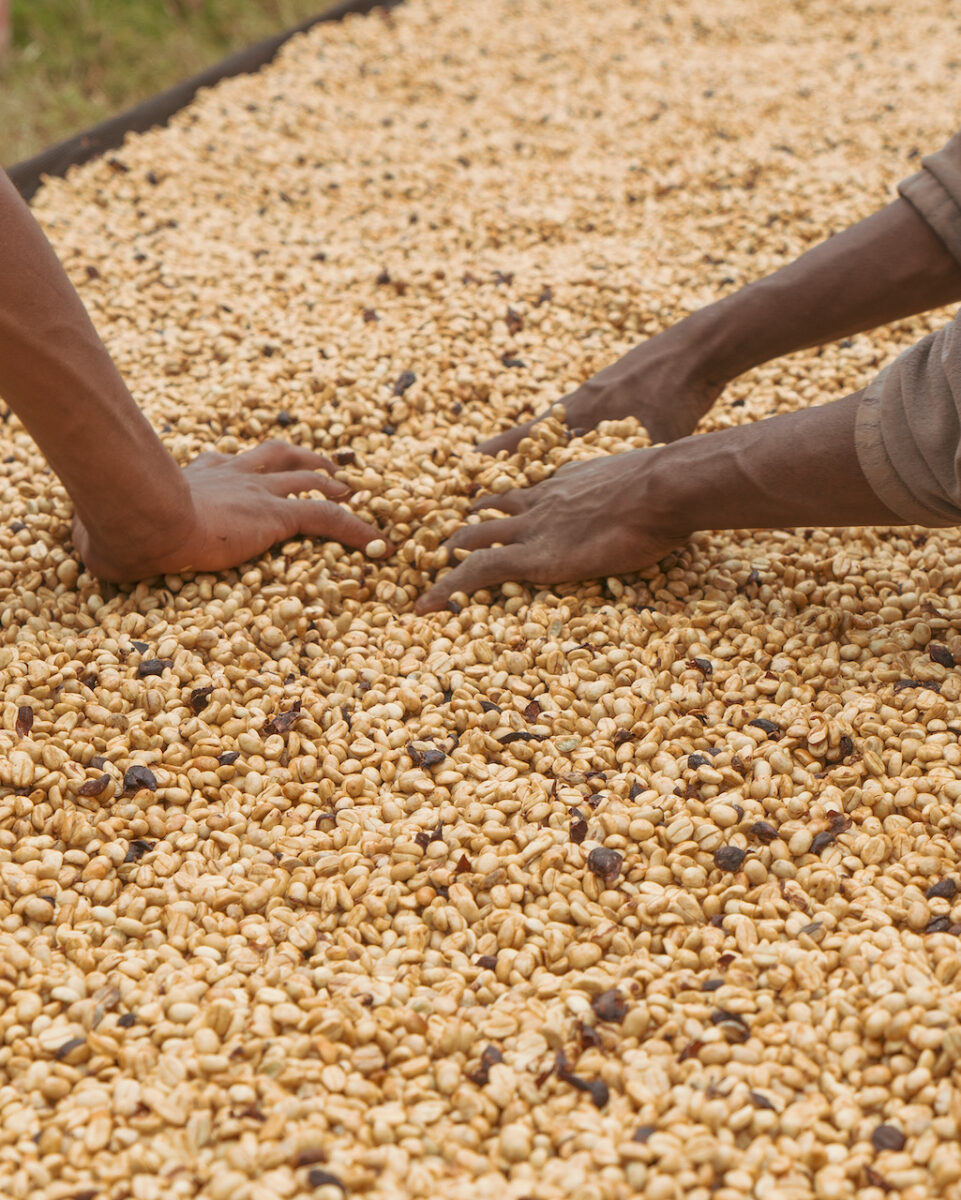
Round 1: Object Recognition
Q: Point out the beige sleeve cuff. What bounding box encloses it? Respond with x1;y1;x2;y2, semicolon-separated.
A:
899;131;961;268
855;318;961;528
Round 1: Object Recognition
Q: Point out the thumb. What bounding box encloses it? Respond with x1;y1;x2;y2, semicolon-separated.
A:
415;545;528;613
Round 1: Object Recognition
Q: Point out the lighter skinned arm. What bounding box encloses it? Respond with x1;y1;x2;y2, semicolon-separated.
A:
0;171;388;580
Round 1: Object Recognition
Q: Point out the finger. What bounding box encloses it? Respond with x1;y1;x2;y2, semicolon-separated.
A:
443;515;526;556
470;488;532;515
263;470;350;500
281;499;393;554
415;545;530;613
477;413;546;456
238;440;339;476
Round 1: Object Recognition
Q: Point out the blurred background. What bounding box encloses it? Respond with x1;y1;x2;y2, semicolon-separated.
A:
0;0;335;164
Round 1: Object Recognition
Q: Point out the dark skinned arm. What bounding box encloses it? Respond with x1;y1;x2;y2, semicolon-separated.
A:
482;198;961;452
418;390;904;612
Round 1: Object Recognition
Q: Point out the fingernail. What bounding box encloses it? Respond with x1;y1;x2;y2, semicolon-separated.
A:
330;482;351;497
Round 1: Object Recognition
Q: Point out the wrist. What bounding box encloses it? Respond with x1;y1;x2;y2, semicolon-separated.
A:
74;491;198;581
675;285;776;388
640;439;709;539
626;442;704;544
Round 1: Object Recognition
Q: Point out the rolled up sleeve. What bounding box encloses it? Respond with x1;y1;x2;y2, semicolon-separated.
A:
899;130;961;268
856;317;961;527
854;131;961;527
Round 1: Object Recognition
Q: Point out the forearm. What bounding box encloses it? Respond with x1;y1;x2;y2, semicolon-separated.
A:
653;390;905;535
0;171;190;559
680;198;961;387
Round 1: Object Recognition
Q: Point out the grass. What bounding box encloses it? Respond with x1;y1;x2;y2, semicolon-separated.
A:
0;0;340;165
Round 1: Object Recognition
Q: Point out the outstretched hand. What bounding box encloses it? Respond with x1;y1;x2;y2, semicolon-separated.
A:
478;329;725;456
72;440;391;582
415;449;683;612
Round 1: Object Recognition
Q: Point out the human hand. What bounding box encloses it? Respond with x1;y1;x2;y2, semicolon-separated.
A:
479;326;726;455
415;448;684;612
420;390;905;614
72;440;392;582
